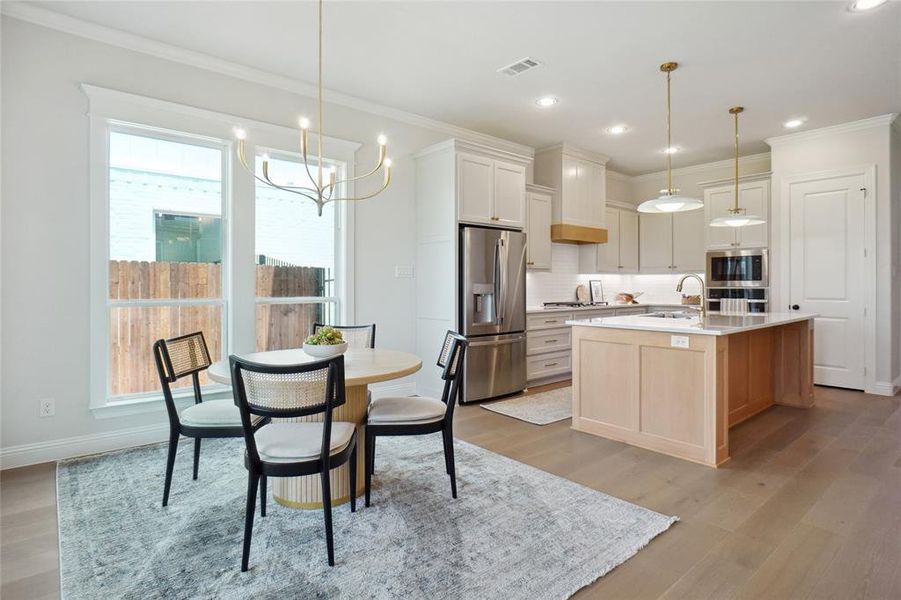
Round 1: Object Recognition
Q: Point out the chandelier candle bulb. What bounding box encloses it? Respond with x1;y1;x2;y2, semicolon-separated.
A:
232;0;392;215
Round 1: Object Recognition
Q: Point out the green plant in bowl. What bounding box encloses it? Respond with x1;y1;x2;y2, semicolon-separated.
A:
304;326;345;346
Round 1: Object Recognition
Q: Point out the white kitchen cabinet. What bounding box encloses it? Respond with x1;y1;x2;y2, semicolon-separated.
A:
672;210;706;271
639;209;705;273
526;187;553;270
701;174;771;249
639;213;674;271
619;210;640;271
533;143;609;238
579;206;639;273
457;151;526;229
493;162;526;227
457;152;494;224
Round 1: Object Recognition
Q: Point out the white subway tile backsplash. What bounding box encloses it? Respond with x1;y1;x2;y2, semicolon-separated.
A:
526;243;703;307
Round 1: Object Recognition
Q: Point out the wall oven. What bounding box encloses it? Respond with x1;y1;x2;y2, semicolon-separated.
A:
706;248;768;288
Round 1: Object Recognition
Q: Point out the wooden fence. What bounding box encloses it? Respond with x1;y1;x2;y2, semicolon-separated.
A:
109;260;325;397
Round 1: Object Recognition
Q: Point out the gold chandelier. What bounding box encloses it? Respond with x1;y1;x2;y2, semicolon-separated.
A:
234;0;391;216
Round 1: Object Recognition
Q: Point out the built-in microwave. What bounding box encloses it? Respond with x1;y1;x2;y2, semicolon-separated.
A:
706;248;768;288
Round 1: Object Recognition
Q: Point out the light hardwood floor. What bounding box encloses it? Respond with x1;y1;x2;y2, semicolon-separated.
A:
2;383;899;599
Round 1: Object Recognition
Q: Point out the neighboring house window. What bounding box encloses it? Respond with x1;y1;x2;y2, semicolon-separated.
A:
107;129;226;399
154;212;222;263
255;153;340;351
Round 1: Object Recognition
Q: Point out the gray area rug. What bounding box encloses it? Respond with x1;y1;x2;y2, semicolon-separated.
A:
57;436;676;599
481;386;572;425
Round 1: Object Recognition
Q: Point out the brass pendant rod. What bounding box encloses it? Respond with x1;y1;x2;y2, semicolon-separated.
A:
666;68;672;194
317;0;324;191
729;106;744;214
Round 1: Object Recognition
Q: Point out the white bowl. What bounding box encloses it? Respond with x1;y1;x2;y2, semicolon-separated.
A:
302;342;348;358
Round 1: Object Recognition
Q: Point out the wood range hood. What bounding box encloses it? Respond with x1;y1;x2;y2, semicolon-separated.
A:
550;223;608;244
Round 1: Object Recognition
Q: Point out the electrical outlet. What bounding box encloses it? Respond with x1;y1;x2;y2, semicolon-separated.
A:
39;398;55;418
670;335;690;349
394;265;414;278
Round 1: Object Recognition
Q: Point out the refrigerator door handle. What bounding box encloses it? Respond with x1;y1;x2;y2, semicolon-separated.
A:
497;237;507;325
467;334;526;347
492;238;501;324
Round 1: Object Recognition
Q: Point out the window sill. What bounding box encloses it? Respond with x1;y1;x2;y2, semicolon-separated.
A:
91;386;233;420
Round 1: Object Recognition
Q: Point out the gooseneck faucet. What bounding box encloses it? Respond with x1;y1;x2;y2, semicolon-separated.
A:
676;273;706;326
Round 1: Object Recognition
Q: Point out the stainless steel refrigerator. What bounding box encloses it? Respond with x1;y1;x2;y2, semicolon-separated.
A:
459;225;527;403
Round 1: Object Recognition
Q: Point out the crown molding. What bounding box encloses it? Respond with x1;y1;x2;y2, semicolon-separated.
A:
535;142;610;165
765;114;900;147
630;152;771;183
1;2;534;158
413;138;532;165
697;171;772;189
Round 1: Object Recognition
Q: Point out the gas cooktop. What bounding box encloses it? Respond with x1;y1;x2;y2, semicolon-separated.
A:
543;301;609;308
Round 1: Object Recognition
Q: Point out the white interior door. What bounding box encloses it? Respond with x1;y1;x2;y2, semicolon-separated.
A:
789;173;866;390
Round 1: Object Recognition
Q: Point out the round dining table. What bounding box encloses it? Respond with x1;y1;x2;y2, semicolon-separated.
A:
208;348;422;510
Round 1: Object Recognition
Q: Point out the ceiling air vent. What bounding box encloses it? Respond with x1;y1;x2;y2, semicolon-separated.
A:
497;57;542;77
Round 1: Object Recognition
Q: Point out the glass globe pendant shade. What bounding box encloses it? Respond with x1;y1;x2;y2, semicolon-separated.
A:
709;212;765;227
637;192;704;214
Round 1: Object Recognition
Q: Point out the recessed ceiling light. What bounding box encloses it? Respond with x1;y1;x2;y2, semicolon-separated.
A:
783;118;805;129
606;124;629;135
536;96;558;108
849;0;888;11
662;146;680;154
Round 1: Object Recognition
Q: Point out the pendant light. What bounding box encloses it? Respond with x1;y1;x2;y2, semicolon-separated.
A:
638;62;703;214
709;107;765;228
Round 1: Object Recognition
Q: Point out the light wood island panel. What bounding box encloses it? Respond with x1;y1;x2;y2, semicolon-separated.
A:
571;319;814;467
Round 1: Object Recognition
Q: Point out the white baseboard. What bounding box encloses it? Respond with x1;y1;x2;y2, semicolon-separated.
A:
866;381;899;397
1;423;170;470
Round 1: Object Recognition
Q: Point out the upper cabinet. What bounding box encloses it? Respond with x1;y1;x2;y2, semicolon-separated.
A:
639;209;705;273
533;143;609;242
526;185;553;270
701;173;771;250
457;150;527;229
579;205;639;273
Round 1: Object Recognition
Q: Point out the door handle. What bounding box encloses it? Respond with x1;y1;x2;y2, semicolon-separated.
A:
791;304;800;310
468;336;525;348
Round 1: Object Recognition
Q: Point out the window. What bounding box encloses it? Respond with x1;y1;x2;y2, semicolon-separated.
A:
107;129;227;399
87;85;358;412
254;153;341;351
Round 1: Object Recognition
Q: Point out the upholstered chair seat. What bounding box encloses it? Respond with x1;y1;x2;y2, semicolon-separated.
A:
179;399;242;428
367;396;446;425
254;422;355;462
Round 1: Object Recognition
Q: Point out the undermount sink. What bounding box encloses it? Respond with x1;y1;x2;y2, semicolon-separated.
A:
641;311;696;320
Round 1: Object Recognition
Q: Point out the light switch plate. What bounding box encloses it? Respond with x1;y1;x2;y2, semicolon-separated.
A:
670;335;690;349
394;265;414;278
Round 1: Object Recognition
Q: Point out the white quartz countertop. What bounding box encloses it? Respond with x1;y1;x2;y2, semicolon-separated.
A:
527;303;688;314
566;312;817;336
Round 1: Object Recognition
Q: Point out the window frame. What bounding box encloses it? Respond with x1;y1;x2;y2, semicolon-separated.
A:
86;84;361;417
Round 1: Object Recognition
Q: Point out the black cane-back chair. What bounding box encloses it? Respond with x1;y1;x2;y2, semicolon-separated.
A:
313;323;376;349
364;330;467;506
153;332;242;507
230;354;357;571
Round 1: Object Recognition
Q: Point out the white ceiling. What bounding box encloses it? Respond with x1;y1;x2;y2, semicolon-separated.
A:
21;1;901;174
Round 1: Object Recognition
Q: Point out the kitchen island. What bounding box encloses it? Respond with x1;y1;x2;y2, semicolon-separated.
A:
567;311;816;467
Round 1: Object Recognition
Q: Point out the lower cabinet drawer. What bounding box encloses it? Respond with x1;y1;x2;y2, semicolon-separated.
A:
527;312;574;330
527;328;571;355
527;350;572;380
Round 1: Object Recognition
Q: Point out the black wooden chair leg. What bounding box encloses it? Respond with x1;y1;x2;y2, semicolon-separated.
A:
321;469;335;566
162;433;179;507
192;438;201;481
349;441;357;513
260;475;267;517
241;471;260;572
364;431;374;507
443;429;458;499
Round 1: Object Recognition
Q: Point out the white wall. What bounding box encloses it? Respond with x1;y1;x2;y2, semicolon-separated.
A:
893;121;901;387
0;16;515;465
767;116;899;395
629;153;771;210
